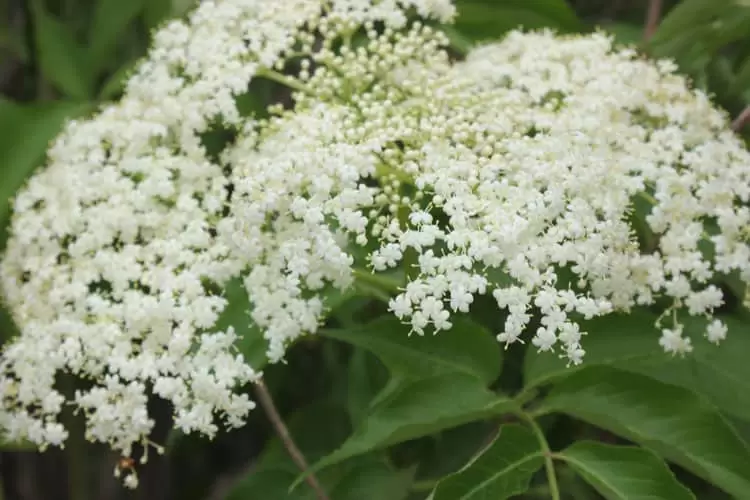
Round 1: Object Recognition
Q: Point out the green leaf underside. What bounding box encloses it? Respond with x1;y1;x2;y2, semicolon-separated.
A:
432;423;544;500
311;373;513;473
320;315;502;384
524;310;750;422
559;441;695;500
540;367;750;498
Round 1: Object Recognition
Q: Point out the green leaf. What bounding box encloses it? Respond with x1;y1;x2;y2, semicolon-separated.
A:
524;310;661;388
558;442;695;500
346;349;388;425
213;278;269;370
454;0;582;42
227;455;413;500
98;58;140;101
0;99;91;245
649;0;750;77
599;22;644;47
226;400;412;500
144;0;196;30
431;423;544;500
260;399;352;468
225;467;306;500
143;0;173;30
523;310;750;422
87;0;147;73
539;367;750;498
29;0;93;99
733;54;750;99
330;456;414;500
311;373;514;472
416;421;498;482
321;316;502;384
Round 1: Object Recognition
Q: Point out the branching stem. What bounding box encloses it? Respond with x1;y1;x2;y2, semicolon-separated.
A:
731;105;750;132
254;379;330;500
518;411;561;500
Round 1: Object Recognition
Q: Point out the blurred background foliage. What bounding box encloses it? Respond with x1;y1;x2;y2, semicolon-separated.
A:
1;0;749;499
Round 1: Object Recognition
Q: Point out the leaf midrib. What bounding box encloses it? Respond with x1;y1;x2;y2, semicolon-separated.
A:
459;451;544;499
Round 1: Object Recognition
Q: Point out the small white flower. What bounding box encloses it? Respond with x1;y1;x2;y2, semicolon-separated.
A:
706;319;728;344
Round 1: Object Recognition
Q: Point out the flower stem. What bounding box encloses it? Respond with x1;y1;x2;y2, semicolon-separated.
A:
731;105;750;132
256;68;313;95
518;411;561;500
643;0;662;41
253;379;330;500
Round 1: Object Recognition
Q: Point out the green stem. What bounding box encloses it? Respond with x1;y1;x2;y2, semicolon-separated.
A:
638;190;657;206
518;411;561;500
256;68;313;95
410;477;439;492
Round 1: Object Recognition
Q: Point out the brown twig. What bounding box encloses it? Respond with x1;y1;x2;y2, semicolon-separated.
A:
253;379;329;500
643;0;663;42
731;105;750;132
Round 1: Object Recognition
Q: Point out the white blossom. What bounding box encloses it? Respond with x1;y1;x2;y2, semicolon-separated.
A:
1;0;749;482
226;28;750;365
0;0;452;472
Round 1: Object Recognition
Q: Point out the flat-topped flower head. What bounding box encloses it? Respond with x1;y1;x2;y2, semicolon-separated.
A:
0;0;454;485
227;29;750;365
2;0;750;488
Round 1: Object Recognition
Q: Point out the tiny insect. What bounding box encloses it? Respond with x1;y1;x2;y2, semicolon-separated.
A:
117;456;135;472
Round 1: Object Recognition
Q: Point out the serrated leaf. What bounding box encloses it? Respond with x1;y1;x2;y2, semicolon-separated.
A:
524;310;750;422
431;423;544;500
321;316;501;384
29;0;93;99
311;373;514;473
558;442;694;500
539;367;750;498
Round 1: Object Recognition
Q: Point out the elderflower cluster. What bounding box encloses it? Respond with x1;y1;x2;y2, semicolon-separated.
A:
0;0;454;484
2;0;750;484
226;28;750;364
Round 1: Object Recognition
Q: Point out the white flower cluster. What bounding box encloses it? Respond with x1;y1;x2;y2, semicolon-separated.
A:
226;28;750;365
0;0;454;486
2;0;750;484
